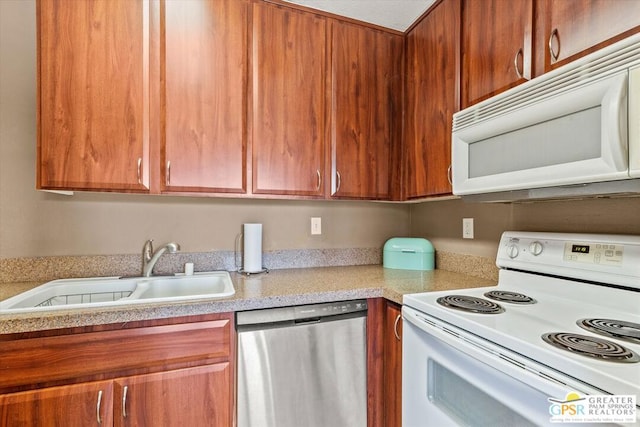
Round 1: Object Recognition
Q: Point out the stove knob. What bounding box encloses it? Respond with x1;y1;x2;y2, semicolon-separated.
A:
529;241;543;256
507;244;520;258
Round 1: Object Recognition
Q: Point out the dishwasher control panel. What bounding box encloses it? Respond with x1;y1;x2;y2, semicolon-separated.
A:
236;299;368;328
294;300;368;320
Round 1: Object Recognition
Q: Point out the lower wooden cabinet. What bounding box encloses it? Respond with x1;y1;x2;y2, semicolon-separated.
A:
383;301;403;427
114;364;231;427
0;380;114;427
0;301;408;427
0;314;234;427
0;364;230;427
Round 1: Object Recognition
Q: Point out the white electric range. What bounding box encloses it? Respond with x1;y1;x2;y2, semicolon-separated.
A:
403;231;640;427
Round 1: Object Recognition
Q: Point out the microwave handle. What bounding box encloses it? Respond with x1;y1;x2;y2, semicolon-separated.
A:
602;73;628;172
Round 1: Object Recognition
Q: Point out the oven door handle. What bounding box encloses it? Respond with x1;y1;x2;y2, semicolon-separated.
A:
402;306;603;399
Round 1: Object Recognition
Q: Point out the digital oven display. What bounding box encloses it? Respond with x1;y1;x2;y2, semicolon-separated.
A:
571;244;590;254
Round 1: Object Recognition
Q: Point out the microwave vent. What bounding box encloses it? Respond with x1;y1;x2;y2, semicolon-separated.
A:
453;34;640;132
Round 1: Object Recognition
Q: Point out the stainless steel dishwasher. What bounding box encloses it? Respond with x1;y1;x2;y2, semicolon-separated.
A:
236;300;368;427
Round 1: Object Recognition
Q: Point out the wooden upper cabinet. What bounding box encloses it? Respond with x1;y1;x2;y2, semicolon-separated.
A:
330;22;402;200
537;0;640;73
0;380;114;427
404;0;460;198
461;0;533;107
251;3;327;197
161;0;247;194
37;0;150;192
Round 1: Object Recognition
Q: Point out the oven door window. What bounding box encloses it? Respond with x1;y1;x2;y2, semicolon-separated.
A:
428;359;536;427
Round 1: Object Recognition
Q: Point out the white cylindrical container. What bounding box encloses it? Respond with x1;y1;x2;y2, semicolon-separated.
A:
184;262;194;276
243;223;263;273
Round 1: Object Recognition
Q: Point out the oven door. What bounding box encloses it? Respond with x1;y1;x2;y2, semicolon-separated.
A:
402;306;617;427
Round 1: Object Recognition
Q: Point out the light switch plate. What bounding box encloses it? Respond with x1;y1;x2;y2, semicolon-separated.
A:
311;217;322;235
463;218;474;239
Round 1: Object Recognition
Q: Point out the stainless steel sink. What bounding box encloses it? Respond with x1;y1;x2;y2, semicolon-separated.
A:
0;272;235;313
129;274;235;300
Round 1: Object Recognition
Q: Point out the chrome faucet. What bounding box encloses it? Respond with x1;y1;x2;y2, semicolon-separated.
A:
142;239;181;277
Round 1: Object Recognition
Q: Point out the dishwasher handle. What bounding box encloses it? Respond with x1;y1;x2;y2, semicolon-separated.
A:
294;317;321;325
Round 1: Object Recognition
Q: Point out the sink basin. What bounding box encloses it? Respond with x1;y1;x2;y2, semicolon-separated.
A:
130;274;236;300
0;272;235;313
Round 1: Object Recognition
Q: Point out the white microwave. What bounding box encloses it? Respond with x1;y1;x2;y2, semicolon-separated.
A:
452;34;640;202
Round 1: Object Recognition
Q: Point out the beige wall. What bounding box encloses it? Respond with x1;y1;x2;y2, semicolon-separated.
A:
410;197;640;260
2;0;638;261
0;0;410;258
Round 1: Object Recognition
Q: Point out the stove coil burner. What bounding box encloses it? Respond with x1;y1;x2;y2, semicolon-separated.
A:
436;295;505;314
483;290;536;305
578;318;640;345
542;332;640;363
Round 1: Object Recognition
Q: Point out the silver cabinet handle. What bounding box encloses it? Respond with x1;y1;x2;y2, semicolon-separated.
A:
122;385;128;418
549;28;560;61
166;160;171;186
137;158;142;184
447;164;453;185
96;390;103;424
514;48;523;79
316;170;321;191
336;170;341;193
394;314;402;341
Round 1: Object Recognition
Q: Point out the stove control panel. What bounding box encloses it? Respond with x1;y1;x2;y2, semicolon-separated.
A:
497;231;640;288
563;242;623;265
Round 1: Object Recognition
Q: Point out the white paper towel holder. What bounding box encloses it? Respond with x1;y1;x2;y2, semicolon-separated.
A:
234;232;269;276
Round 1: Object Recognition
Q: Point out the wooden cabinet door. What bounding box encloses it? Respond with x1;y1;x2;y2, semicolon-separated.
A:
461;0;533;107
404;0;460;198
251;3;327;197
330;22;402;199
0;381;113;427
161;0;247;194
383;302;402;427
37;0;150;192
538;0;640;72
114;364;231;427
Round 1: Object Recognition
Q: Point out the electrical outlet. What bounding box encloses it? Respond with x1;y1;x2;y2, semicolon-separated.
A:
463;218;474;239
311;217;322;235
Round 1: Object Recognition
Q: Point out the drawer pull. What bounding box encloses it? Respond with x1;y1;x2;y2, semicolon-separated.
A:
137;158;142;184
96;390;103;424
394;314;402;341
514;48;524;79
122;385;129;418
549;28;560;61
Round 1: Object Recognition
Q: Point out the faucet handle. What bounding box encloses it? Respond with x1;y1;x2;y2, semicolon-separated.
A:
142;239;154;261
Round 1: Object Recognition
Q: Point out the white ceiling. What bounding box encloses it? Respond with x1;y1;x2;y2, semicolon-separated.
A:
281;0;437;32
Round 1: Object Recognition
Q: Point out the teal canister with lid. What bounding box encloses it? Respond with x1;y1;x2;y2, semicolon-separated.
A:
383;238;435;271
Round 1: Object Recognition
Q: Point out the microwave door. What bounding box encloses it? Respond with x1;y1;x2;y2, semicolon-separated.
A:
452;71;629;197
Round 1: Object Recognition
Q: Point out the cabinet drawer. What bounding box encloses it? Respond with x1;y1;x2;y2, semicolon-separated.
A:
0;317;231;391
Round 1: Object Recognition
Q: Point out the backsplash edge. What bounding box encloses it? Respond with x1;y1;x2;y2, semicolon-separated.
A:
0;249;497;283
0;248;382;283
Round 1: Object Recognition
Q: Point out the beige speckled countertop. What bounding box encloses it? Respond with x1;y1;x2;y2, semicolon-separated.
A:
0;265;496;334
